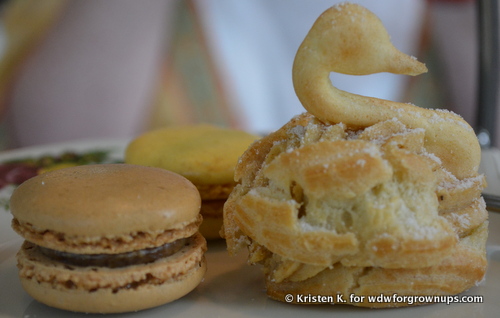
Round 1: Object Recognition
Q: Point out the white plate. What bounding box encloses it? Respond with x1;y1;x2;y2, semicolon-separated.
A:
0;140;499;318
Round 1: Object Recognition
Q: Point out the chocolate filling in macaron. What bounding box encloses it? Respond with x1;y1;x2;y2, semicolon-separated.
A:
36;238;188;268
10;164;207;314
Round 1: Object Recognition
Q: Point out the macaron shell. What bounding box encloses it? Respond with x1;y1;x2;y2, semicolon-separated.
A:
196;182;235;200
199;200;225;240
10;164;201;238
11;214;202;254
198;215;223;240
17;233;207;313
125;125;259;185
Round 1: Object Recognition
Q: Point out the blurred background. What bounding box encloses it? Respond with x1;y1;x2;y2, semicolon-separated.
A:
0;0;495;149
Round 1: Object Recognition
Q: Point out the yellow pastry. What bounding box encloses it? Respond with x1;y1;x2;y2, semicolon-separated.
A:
125;124;259;239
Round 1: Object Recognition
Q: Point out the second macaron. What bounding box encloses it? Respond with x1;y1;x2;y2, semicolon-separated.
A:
124;124;259;239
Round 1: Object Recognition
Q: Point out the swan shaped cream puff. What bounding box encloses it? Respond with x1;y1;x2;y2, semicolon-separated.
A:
223;2;487;308
292;3;480;180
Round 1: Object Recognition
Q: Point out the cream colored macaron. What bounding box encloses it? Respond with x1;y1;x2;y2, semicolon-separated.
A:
125;124;259;239
10;164;207;313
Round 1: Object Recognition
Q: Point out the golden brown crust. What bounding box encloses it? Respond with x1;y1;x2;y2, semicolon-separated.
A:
17;233;207;313
225;116;466;268
441;197;488;238
265;222;487;308
223;114;488;307
10;164;202;238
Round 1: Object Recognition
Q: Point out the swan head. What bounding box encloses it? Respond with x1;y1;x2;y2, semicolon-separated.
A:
298;2;427;76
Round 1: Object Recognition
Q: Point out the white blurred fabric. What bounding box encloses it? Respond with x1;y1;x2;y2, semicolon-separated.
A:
3;0;426;147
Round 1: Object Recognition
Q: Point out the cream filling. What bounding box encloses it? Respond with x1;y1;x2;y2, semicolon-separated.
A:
37;239;187;268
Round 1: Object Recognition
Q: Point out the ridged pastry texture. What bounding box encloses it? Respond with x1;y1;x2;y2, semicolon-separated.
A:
223;3;487;307
223;113;488;307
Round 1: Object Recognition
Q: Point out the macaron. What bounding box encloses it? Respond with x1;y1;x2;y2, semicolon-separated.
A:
125;124;259;239
10;164;207;313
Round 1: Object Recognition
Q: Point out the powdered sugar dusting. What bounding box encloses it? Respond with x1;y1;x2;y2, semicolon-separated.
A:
421;151;442;165
438;173;485;192
299;219;329;232
448;212;471;228
356;159;366;167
